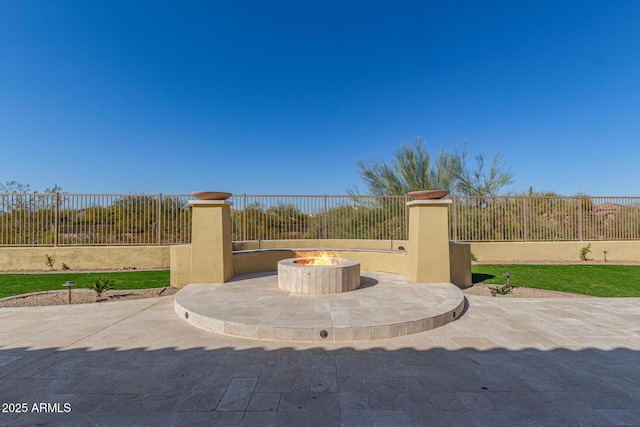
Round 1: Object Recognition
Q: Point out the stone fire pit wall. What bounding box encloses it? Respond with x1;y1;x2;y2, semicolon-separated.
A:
277;258;361;294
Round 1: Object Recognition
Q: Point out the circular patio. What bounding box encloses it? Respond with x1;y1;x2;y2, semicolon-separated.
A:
174;270;465;342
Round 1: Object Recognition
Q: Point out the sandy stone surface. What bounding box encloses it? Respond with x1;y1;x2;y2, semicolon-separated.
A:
0;287;178;308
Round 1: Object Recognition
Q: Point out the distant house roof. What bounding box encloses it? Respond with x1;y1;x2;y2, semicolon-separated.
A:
593;202;623;214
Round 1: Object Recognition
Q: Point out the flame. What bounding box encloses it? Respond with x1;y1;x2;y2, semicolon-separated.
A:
295;250;340;265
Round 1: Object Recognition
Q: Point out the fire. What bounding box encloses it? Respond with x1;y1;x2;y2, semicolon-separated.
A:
294;250;340;266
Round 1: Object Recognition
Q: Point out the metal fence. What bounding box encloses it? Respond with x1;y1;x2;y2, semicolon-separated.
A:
228;194;409;241
0;193;193;246
2;193;640;246
450;196;640;241
0;193;408;246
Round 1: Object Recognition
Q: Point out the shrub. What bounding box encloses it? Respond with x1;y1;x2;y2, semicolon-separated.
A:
89;276;115;298
579;243;592;261
490;283;513;297
44;254;55;270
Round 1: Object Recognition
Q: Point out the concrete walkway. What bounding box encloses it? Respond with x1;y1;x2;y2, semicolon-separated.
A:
0;295;639;426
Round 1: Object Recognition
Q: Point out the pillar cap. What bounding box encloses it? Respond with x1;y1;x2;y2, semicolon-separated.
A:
407;199;452;206
192;191;232;200
407;190;449;200
189;200;233;207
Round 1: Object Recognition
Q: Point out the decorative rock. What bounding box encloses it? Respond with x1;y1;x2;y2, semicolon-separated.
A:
191;191;232;201
407;190;449;200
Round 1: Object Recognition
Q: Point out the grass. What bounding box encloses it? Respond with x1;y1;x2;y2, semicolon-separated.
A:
0;270;169;299
472;264;640;297
2;265;639;299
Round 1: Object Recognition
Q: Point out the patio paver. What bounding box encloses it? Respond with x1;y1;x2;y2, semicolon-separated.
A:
0;293;639;426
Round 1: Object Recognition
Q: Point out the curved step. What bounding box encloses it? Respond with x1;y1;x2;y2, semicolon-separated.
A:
175;270;465;342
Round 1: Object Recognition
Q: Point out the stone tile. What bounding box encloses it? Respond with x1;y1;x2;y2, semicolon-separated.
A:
247;392;281;411
255;325;275;340
371;325;390;340
274;327;294;341
340;409;375;426
241;410;277;427
597;408;640;426
333;327;354;341
366;377;433;410
276;392;340;426
294;327;314;342
339;392;370;411
254;363;311;393
175;272;464;342
337;377;368;393
2;272;640;426
174;410;244;426
217;377;258;411
455;391;495;410
369;410;409;426
405;410;480;427
309;364;337;392
352;326;372;340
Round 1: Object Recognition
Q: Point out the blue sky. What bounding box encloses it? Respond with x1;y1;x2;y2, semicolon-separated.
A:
1;1;639;195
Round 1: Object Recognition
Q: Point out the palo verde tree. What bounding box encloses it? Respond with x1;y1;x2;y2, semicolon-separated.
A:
352;138;514;196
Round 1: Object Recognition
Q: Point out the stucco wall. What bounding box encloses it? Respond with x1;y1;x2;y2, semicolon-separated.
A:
449;242;472;288
170;245;191;288
0;246;170;271
232;248;408;278
233;239;408;251
470;240;640;262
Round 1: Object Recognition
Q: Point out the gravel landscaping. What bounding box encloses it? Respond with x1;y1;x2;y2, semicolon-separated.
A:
462;283;590;298
0;283;590;308
0;287;178;308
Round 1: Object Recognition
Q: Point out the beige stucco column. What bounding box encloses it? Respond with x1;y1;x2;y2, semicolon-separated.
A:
188;200;233;283
407;199;452;283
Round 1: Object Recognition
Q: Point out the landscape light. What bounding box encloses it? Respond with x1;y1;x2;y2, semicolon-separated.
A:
503;272;512;286
62;281;76;304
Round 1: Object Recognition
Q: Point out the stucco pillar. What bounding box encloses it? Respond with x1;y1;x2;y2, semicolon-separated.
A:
188;200;233;283
407;199;452;283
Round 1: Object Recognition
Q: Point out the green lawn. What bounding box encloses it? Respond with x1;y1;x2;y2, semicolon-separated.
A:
2;266;638;299
472;264;640;297
0;270;170;299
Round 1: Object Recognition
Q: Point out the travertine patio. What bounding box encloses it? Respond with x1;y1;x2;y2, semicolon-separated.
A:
175;271;464;341
0;295;639;426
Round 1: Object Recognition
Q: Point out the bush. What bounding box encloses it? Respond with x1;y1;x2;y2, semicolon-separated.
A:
88;276;115;298
490;283;513;297
579;243;592;261
44;254;55;270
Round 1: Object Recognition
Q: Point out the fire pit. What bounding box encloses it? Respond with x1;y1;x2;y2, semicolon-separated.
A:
277;251;361;294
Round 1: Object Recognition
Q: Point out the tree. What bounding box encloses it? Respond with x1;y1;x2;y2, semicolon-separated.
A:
0;181;33;193
450;146;515;196
0;181;63;193
352;138;458;196
352;138;514;196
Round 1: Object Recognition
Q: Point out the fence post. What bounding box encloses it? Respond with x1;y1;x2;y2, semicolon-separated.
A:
323;194;328;239
578;196;583;240
156;193;162;245
405;196;409;240
54;193;60;247
452;196;458;241
243;193;247;241
523;195;529;242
